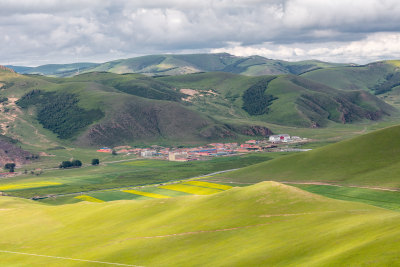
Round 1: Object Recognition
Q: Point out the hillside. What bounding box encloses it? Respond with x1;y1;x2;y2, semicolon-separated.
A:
1;181;400;266
7;53;348;77
0;71;277;148
302;61;400;94
6;63;99;77
223;125;400;188
159;72;396;128
0;64;398;151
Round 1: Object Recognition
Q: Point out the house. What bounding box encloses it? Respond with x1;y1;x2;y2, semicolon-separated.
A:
141;150;157;157
97;147;112;153
269;134;291;143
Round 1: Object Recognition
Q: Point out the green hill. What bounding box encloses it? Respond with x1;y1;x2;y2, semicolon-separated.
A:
8;54;347;77
86;53;349;76
159;72;396;128
224;125;400;188
0;71;277;148
302;61;400;95
6;63;99;77
0;66;397;149
1;181;400;266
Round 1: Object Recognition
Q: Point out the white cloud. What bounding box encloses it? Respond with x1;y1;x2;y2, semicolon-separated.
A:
211;32;400;63
1;0;400;65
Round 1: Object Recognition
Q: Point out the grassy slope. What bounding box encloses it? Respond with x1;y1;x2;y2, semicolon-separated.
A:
160;72;397;128
302;61;398;91
1;181;400;266
223;125;400;188
84;53;348;76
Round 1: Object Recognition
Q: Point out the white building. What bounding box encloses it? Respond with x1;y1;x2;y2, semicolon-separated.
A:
269;134;291;143
141;150;157;157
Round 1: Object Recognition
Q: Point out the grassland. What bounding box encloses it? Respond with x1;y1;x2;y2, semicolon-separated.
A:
291;184;400;211
221;125;400;189
0;153;285;199
1;182;400;266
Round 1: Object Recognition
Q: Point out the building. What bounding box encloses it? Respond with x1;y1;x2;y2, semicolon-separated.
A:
141;150;157;157
97;147;112;153
269;134;291;143
168;152;188;161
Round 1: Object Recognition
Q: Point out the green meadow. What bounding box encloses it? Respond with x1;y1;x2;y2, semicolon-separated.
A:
1;182;400;266
0;152;286;199
221;125;400;189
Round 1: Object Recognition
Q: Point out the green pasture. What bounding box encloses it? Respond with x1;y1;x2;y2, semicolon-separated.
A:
2;182;400;266
0;152;285;198
292;184;400;212
222;125;400;189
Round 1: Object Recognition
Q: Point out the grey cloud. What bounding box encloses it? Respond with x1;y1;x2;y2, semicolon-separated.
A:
1;0;400;65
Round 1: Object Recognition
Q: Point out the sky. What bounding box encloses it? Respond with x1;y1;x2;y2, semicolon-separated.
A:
1;0;400;66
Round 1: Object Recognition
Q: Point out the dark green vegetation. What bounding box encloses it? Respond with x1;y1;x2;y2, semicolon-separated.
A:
59;159;82;169
0;153;284;198
4;163;15;172
222;125;400;189
17;90;103;139
242;77;277;115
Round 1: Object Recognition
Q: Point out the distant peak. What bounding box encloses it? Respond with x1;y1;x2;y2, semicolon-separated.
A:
0;65;15;73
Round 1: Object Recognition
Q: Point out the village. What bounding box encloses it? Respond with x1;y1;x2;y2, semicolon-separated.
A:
97;134;311;162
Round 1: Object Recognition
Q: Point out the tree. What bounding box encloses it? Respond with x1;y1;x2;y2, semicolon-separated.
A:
59;161;72;168
71;160;82;167
112;150;117;155
4;163;15;173
91;158;100;166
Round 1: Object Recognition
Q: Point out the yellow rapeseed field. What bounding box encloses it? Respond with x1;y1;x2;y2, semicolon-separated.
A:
184;181;232;190
159;184;223;195
0;182;62;191
122;189;171;198
74;195;104;203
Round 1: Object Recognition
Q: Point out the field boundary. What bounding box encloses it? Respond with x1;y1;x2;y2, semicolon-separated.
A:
0;250;142;266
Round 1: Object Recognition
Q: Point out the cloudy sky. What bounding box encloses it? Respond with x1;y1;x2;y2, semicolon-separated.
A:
1;0;400;66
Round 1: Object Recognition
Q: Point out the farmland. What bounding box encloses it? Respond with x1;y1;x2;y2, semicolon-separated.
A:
0;152;284;199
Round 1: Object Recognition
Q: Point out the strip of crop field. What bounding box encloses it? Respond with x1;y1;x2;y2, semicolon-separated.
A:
0;182;62;191
184;181;232;190
159;184;223;195
74;195;104;203
122;190;171;199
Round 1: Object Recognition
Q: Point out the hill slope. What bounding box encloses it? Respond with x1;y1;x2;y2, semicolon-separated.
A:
302;60;400;95
0;71;277;148
7;53;348;77
6;63;99;77
224;125;400;188
1;182;400;266
159;72;396;128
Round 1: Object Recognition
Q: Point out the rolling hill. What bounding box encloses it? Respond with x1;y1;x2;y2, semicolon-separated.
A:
6;63;99;77
7;53;348;77
159;72;396;128
222;124;400;189
0;67;398;150
302;60;400;95
1;181;400;266
0;70;278;148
